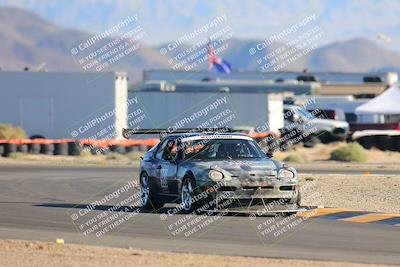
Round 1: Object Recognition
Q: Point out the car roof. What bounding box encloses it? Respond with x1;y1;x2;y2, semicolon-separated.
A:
165;132;252;140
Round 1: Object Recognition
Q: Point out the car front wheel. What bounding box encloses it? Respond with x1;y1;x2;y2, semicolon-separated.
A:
180;177;197;213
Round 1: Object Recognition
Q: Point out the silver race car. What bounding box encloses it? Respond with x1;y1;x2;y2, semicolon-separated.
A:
123;128;301;215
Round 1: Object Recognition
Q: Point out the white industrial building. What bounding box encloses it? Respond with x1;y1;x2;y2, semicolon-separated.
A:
0;71;128;139
129;91;284;132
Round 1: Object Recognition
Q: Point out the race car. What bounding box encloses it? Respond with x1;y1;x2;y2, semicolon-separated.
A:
123;128;301;215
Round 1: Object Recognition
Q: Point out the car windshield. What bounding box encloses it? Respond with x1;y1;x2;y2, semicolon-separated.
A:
182;138;266;160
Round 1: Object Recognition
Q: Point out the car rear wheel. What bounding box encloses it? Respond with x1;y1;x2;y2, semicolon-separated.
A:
140;173;164;210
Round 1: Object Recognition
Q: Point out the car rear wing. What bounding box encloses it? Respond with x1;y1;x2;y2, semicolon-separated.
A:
122;127;232;139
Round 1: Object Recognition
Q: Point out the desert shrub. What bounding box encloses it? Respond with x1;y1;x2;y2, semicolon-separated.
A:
8;152;25;160
283;154;307;163
125;152;144;161
330;142;368;162
0;124;26;139
78;149;92;157
106;152;126;161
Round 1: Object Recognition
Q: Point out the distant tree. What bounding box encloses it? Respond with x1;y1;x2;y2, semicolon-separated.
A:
0;124;27;139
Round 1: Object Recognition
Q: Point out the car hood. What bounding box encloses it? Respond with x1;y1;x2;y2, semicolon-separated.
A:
191;158;278;175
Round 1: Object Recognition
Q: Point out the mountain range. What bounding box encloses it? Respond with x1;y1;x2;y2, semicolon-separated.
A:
1;6;400;83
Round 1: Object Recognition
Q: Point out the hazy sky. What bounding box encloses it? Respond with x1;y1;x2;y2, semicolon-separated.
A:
1;0;400;50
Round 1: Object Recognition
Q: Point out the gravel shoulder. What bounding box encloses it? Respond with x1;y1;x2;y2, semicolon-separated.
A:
0;239;396;267
299;174;400;213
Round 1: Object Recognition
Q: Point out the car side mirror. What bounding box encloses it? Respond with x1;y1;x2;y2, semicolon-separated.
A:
266;151;273;158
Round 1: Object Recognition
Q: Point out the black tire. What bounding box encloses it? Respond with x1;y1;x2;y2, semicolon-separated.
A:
140;172;164;210
40;144;54;155
28;143;41;154
54;143;69;155
4;143;17;157
17;144;29;153
109;145;126;154
0;144;4;156
68;141;80;156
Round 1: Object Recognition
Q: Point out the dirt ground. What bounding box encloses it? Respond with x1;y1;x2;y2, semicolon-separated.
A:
0;239;396;267
298;174;400;213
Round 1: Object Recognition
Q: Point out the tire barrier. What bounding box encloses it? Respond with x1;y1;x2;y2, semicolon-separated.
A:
40;143;55;155
67;141;81;156
28;143;41;154
17;144;29;153
90;146;103;155
125;145;139;153
109;145;126;154
101;148;110;155
54;142;69;156
3;132;398;158
3;143;17;157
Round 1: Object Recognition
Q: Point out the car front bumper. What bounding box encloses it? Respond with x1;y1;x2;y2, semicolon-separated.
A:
216;185;298;200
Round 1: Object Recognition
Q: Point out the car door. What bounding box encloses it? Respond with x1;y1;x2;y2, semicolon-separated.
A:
154;139;179;195
152;139;169;193
160;139;180;195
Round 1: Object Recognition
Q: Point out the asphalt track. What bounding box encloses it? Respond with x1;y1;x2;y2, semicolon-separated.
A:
0;165;399;265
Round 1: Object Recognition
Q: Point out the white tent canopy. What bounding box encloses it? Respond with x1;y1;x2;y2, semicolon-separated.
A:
355;85;400;115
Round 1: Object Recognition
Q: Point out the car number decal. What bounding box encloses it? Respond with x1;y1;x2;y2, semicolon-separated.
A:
160;166;169;191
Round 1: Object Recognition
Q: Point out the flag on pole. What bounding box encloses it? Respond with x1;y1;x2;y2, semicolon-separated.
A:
207;40;231;74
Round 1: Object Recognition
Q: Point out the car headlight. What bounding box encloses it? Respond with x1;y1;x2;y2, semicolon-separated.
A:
208;170;224;182
278;169;294;179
